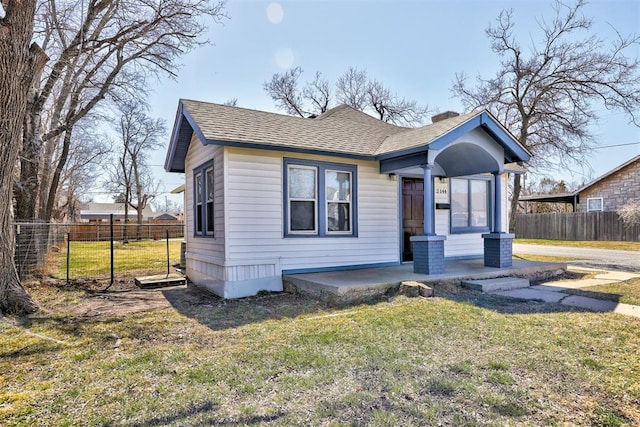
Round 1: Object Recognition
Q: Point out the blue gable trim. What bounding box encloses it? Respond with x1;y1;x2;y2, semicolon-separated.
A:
428;112;530;162
165;102;217;173
379;152;429;173
376;112;530;169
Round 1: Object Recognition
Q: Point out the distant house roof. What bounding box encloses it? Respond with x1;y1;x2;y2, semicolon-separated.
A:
79;202;155;220
165;100;531;173
170;184;186;194
521;154;640;203
154;212;181;221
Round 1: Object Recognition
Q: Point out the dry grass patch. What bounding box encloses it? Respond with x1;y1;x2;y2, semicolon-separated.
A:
1;280;639;426
563;277;640;306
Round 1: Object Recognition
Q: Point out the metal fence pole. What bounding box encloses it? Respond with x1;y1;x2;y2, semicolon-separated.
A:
66;232;70;285
110;214;114;286
166;230;170;276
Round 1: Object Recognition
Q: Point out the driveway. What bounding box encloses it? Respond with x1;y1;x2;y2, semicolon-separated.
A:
513;243;640;272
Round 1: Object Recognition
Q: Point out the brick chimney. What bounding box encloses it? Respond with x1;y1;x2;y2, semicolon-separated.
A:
431;111;460;123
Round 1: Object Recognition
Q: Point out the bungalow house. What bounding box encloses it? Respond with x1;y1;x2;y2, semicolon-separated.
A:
520;154;640;212
164;100;531;298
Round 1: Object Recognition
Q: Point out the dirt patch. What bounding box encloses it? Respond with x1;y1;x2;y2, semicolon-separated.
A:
24;277;225;319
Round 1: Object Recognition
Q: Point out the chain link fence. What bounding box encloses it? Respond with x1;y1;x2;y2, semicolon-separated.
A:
14;218;185;283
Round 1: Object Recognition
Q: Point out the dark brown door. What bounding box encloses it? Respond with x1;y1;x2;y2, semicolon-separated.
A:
402;178;424;262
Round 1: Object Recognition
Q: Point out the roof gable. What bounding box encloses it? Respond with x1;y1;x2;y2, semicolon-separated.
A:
576;154;640;194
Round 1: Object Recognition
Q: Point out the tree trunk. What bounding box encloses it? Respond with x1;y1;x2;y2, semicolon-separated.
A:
13;97;44;277
44;128;73;221
0;0;47;315
509;173;522;233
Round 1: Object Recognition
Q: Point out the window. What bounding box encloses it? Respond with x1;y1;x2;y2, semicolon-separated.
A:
587;197;603;212
194;160;214;237
450;177;490;233
284;158;357;237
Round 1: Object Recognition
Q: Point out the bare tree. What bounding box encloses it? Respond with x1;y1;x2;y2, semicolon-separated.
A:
15;0;227;225
263;67;307;117
0;0;47;313
264;66;430;126
52;117;110;221
11;0;226;278
452;0;640;231
107;101;165;240
336;67;368;110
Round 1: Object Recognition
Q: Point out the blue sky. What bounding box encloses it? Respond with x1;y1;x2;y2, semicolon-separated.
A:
148;0;640;205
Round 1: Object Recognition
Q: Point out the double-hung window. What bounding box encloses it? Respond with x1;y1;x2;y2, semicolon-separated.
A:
194;160;214;237
284;158;357;237
450;177;490;233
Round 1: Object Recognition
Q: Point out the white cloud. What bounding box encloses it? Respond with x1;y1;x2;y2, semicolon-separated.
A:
266;2;283;24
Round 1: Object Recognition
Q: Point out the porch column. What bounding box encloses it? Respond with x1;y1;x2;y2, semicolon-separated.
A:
423;164;434;235
410;163;445;275
482;170;514;268
493;171;503;233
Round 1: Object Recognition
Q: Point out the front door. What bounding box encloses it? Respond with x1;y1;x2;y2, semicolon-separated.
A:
402;178;424;262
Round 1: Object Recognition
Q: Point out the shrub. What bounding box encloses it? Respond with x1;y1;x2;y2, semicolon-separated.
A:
617;200;640;227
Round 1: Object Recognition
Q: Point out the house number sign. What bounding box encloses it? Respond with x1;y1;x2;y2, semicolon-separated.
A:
435;178;449;204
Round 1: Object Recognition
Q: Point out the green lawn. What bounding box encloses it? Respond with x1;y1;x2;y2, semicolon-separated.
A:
1;282;639;426
53;239;182;278
515;238;640;251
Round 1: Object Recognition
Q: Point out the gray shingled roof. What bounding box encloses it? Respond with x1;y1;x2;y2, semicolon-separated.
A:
166;99;530;173
182;99;407;156
374;111;482;155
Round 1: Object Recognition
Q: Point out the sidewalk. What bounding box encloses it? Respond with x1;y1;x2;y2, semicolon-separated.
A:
492;268;640;318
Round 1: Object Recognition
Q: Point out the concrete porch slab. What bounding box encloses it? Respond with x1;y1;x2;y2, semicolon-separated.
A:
283;258;566;305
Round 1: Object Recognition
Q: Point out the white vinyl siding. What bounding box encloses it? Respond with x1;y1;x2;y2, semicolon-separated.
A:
225;148;399;272
184;136;225;264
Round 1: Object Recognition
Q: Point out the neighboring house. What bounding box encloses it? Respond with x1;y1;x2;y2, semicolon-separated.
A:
521;155;640;212
164;100;531;298
153;212;184;221
79;202;155;222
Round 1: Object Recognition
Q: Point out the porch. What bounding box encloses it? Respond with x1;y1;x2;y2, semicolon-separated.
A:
283;258;566;305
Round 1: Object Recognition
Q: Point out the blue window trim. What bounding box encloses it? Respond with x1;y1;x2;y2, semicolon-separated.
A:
283;158;358;238
193;159;215;238
449;177;492;234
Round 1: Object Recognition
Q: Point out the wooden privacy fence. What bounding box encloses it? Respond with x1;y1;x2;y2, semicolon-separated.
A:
515;211;640;242
70;223;185;241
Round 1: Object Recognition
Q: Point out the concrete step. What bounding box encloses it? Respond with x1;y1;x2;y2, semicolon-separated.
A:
135;273;186;289
462;277;530;293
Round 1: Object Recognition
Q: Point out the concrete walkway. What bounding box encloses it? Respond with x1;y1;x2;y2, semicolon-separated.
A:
492;268;640;318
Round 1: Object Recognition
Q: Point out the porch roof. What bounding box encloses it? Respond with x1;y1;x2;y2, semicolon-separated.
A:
165;99;531;173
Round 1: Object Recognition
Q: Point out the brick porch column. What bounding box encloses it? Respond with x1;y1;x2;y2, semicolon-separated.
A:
482;171;514;268
411;164;446;275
